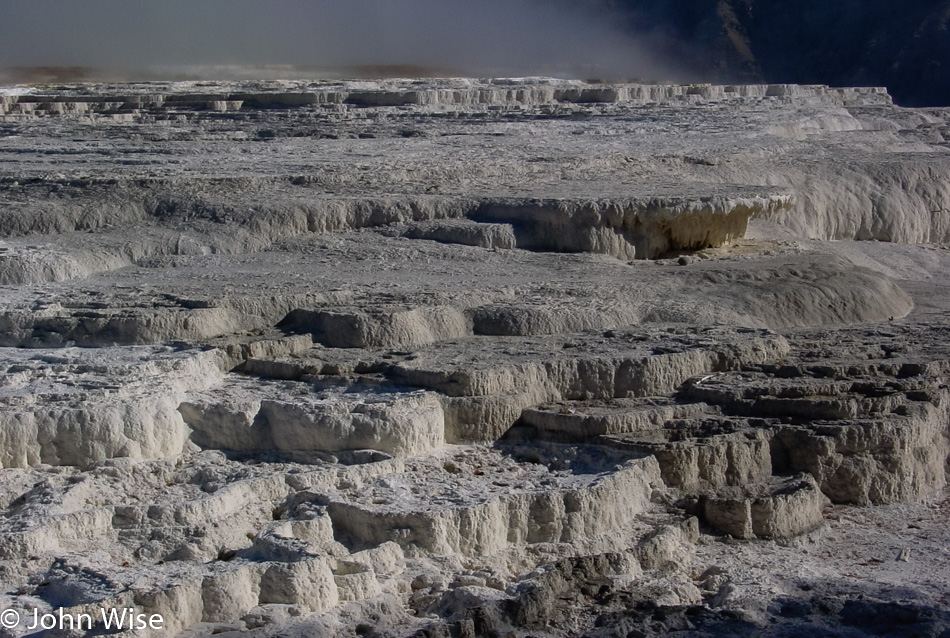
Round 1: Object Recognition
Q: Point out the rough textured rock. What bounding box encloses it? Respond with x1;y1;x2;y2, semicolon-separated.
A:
0;78;948;637
0;347;222;468
180;378;445;458
702;474;827;539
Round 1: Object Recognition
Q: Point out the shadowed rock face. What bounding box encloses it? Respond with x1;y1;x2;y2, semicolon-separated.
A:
0;79;949;637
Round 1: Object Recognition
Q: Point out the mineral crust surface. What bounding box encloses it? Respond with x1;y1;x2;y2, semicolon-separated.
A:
0;78;949;637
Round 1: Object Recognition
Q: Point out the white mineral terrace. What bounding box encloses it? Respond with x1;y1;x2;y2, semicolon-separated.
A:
0;78;948;637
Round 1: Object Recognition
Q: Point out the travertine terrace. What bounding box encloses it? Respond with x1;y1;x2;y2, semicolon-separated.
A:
0;77;949;637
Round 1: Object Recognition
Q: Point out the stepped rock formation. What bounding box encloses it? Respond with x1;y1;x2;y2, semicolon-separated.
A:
0;77;949;637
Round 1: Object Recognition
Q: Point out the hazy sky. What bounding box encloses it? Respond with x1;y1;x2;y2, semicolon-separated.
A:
0;0;680;79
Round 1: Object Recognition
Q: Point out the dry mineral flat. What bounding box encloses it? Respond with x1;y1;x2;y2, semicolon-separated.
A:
0;78;949;637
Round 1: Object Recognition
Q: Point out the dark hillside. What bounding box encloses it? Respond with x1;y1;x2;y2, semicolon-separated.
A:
593;0;950;106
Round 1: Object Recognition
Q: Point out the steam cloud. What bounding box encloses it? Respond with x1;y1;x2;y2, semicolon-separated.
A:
0;0;682;80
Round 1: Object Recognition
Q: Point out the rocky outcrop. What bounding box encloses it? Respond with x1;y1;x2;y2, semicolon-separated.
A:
0;347;222;468
180;378;446;458
701;474;826;539
324;454;660;557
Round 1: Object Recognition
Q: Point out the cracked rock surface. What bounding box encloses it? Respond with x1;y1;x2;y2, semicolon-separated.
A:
0;77;949;637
